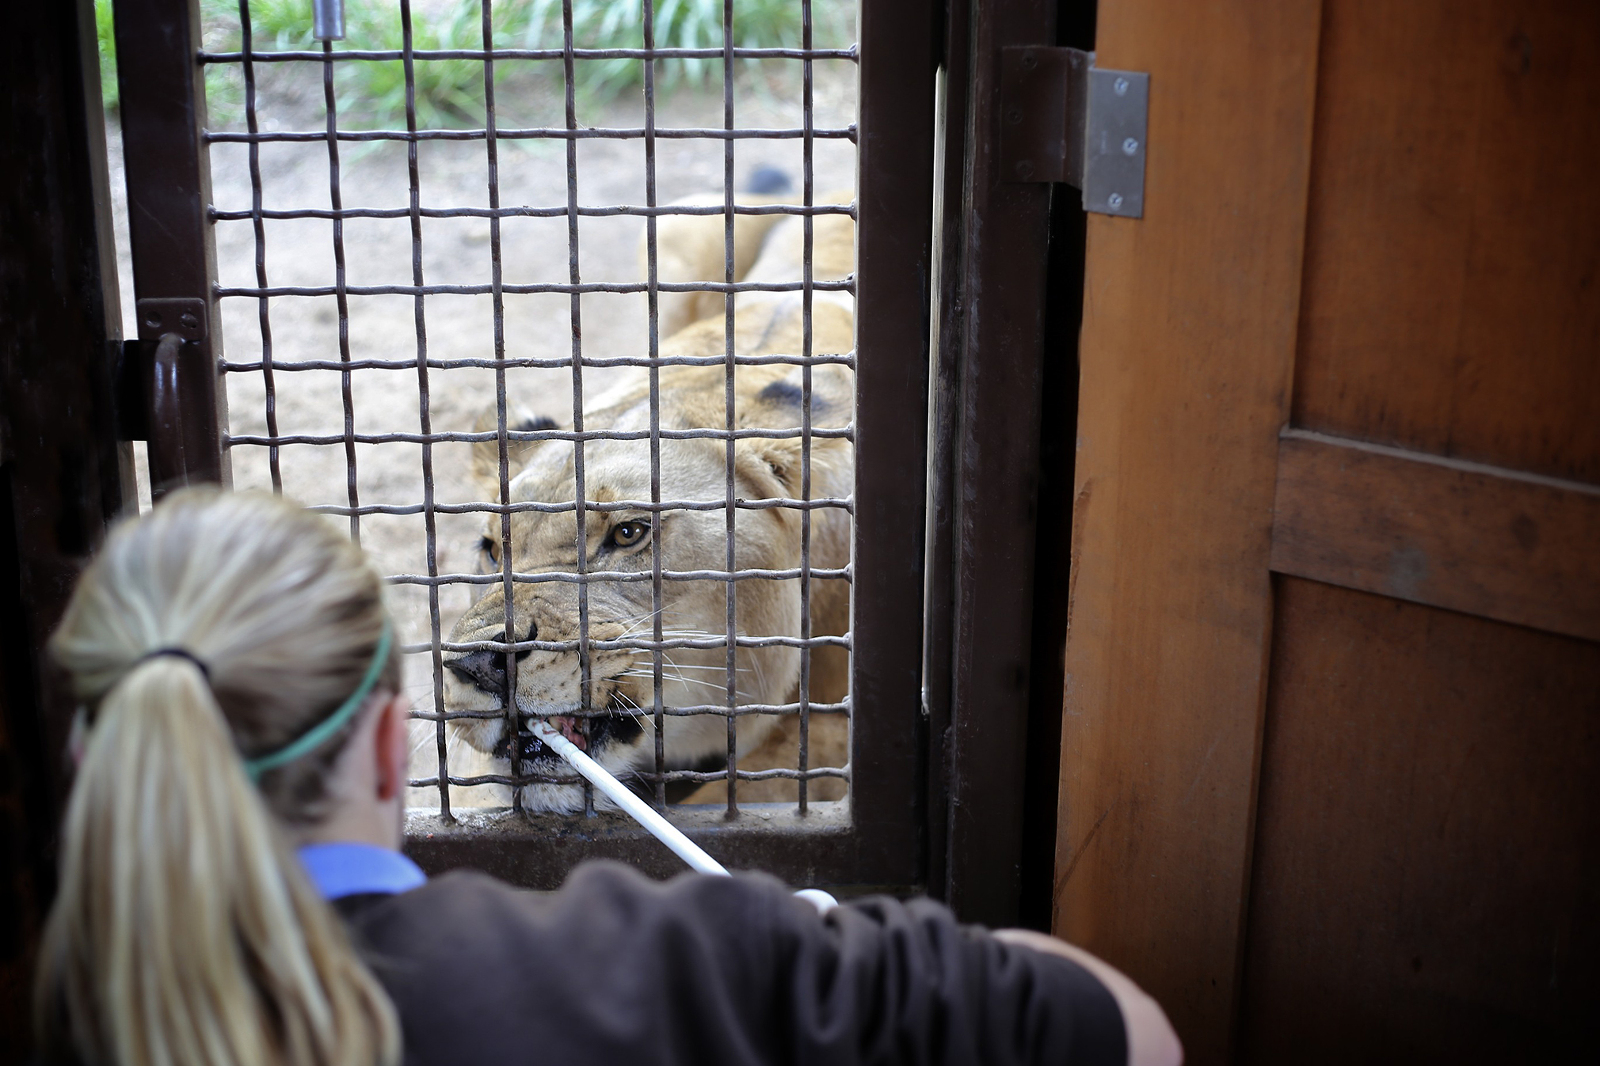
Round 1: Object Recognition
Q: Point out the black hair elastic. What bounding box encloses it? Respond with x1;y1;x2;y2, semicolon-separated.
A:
135;647;212;684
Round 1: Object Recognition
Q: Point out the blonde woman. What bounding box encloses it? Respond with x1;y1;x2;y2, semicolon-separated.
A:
36;488;1179;1066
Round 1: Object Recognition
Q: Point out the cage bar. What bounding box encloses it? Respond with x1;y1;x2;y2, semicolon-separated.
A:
212;203;855;221
215;278;853;297
797;0;816;813
221;352;855;373
206;125;857;145
475;0;524;810
558;0;598;815
642;0;667;809
720;0;739;817
392;0;451;815
320;38;361;543
200;46;858;63
237;0;280;494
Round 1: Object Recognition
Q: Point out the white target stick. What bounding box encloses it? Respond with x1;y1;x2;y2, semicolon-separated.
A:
528;719;728;875
528;719;836;912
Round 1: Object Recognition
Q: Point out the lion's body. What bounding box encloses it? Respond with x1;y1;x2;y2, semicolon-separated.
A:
441;195;855;813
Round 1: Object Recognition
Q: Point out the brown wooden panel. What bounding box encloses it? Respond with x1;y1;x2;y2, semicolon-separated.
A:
1240;577;1600;1063
1052;3;1321;1061
1293;0;1600;483
1271;430;1600;642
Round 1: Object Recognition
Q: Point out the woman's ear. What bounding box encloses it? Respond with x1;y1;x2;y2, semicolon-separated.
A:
373;692;411;803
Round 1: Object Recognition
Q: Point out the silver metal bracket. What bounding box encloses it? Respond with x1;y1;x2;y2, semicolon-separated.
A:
1000;46;1149;218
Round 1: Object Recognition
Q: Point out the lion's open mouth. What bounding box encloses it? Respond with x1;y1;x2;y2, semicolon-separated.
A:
547;715;589;750
489;692;643;768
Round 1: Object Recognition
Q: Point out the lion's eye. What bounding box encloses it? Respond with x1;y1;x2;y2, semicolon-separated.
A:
608;521;650;549
479;535;499;563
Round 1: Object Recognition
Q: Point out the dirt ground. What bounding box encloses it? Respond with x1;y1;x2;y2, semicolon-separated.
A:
105;57;857;807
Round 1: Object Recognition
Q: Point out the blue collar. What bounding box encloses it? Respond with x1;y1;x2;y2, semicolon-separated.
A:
297;842;427;901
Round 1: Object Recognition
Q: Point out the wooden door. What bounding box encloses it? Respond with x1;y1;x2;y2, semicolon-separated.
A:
1053;1;1600;1062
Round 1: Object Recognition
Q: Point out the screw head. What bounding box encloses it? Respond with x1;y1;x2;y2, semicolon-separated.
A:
1007;107;1022;124
1114;76;1130;96
1017;160;1035;179
179;311;199;329
1108;193;1124;209
1123;137;1140;155
1022;52;1037;70
144;313;162;329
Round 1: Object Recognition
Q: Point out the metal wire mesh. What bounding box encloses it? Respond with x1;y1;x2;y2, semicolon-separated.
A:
208;0;857;820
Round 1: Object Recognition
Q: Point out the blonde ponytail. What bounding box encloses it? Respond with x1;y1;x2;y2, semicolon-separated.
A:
36;489;402;1066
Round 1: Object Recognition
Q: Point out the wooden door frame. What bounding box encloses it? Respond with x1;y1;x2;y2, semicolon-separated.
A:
0;0;134;1050
924;0;1111;930
1051;1;1322;1061
924;0;1060;926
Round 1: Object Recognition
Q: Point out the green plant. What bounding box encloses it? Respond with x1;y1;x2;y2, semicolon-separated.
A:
94;0;852;130
92;0;295;118
208;0;318;50
94;0;118;110
337;0;525;129
519;0;853;99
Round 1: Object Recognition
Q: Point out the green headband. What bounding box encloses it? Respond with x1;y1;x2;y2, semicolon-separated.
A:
245;618;393;781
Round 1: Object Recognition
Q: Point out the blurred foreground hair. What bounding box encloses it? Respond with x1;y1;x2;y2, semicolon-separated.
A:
37;488;401;1066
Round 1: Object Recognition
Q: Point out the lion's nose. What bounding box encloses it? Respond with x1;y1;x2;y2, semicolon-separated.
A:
446;625;535;695
446;649;508;694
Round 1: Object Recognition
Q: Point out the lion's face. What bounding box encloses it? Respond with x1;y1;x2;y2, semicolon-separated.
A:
443;366;849;812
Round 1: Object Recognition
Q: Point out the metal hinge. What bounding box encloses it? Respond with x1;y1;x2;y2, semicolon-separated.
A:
1000;46;1150;218
115;298;211;442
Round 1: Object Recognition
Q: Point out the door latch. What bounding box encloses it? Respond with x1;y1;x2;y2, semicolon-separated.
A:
1000;46;1149;218
115;297;220;497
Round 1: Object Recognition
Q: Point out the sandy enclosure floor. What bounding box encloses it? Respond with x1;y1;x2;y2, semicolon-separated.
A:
105;60;858;807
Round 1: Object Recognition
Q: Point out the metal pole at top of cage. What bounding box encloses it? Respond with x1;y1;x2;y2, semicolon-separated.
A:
313;0;346;42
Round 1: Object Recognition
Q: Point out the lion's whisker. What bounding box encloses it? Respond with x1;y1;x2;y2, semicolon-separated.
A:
604;686;653;732
748;653;771;701
614;668;755;702
662;650;753;673
620;669;725;692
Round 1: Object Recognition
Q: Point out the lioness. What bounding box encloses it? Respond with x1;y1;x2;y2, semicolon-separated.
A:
441;188;854;814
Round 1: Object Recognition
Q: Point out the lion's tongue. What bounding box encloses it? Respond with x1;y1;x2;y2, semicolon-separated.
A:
550;715;588;751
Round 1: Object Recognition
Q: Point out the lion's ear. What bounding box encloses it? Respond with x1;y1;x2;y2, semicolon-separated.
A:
736;436;802;499
735;364;853;500
735;436;805;503
471;404;559;499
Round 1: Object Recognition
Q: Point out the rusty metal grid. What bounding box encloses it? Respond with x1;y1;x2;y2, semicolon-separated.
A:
206;0;857;820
